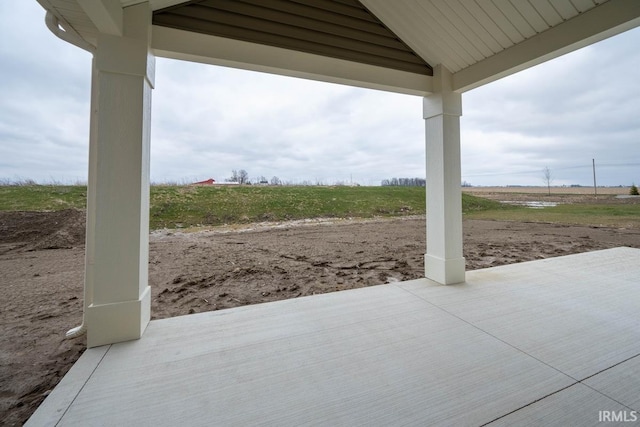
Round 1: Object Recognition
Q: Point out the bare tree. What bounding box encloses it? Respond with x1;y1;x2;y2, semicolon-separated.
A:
381;177;425;187
542;166;553;195
238;169;249;184
227;169;249;184
226;170;239;183
270;176;281;185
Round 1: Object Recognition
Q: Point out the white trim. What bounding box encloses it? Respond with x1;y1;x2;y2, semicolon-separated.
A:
151;26;433;96
122;0;190;11
87;287;151;347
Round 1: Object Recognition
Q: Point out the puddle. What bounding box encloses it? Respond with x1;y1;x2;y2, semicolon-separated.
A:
501;201;558;209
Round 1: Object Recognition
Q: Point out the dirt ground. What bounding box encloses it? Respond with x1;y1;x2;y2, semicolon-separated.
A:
463;186;630;195
1;209;640;426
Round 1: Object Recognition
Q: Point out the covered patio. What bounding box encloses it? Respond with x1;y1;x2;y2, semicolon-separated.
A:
28;0;640;424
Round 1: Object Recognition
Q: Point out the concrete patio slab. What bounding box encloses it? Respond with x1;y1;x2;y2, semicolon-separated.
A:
397;247;640;380
487;383;633;426
27;248;640;426
584;354;640;412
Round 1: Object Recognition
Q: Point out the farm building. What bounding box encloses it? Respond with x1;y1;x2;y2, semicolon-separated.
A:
192;178;216;185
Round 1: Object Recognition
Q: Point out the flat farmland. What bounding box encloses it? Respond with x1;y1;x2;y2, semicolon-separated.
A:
463;186;628;195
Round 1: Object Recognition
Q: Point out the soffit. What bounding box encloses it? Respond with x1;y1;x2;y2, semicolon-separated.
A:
38;0;100;45
360;0;607;74
36;0;640;94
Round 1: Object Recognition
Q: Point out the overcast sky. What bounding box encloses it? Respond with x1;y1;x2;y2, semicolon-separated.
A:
1;2;639;187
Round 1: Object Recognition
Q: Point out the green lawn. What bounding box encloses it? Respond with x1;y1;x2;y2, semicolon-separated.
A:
0;185;87;211
150;185;430;229
465;203;640;228
1;184;637;230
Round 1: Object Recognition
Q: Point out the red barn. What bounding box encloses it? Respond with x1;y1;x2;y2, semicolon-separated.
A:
192;178;215;185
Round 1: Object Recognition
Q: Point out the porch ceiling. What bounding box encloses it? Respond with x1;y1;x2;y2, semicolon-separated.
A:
152;0;433;75
36;0;640;94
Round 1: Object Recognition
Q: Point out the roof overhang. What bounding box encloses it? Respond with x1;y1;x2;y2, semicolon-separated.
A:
151;0;433;95
451;0;640;91
36;0;640;96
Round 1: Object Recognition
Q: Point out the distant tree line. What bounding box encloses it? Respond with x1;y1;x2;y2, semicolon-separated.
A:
225;170;363;186
225;170;282;185
381;177;425;187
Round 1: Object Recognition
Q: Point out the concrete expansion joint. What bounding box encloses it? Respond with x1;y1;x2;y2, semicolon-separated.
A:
574;352;640;410
479;382;580;426
393;283;574;377
394;282;640;424
57;345;112;425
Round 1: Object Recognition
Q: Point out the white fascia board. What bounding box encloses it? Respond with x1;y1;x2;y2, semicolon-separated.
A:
453;0;640;92
78;0;123;36
121;0;191;11
151;26;433;96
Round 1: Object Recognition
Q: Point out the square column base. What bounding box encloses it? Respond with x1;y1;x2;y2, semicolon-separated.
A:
87;286;151;348
425;254;466;285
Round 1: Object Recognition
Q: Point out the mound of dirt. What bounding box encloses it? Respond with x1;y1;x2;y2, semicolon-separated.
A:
0;209;86;253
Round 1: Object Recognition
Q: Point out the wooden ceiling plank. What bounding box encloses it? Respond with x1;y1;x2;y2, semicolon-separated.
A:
406;0;473;70
165;5;426;65
509;0;549;33
361;0;447;71
153;13;431;73
454;0;640;91
457;1;511;50
532;1;565;26
491;0;537;38
569;0;597;13
426;1;487;62
550;0;579;20
195;0;409;50
433;0;499;56
289;0;378;23
217;0;391;36
474;0;525;44
152;25;433;94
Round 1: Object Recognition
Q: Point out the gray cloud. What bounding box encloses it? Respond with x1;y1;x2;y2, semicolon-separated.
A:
0;3;91;183
1;3;639;187
461;27;640;186
150;60;424;185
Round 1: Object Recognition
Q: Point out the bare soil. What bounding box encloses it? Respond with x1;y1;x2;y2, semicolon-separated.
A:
463;186;630;195
2;209;640;426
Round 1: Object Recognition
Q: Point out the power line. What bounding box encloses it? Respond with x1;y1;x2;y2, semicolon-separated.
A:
462;162;640;178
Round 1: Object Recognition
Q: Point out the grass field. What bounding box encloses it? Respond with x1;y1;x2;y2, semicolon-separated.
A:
0;184;637;229
462;186;629;195
462;186;640;228
465;203;640;228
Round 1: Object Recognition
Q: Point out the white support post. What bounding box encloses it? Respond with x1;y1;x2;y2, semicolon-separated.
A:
86;2;155;347
423;65;465;285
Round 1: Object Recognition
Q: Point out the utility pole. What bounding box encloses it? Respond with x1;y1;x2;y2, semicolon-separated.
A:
592;158;597;198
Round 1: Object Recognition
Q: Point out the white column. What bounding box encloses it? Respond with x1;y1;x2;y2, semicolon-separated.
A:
86;2;154;347
423;65;465;285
